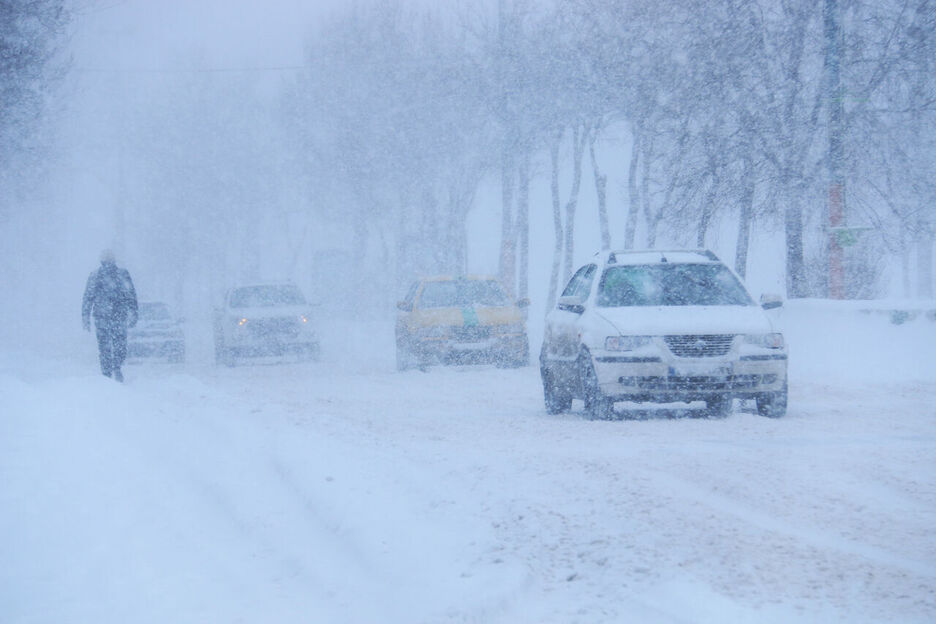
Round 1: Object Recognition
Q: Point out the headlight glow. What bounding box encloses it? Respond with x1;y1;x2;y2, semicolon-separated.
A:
605;335;652;351
237;318;248;326
744;333;784;349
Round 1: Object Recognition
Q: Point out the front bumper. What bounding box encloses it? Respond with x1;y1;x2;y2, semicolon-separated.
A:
594;353;787;401
228;321;318;354
128;337;184;358
412;332;528;364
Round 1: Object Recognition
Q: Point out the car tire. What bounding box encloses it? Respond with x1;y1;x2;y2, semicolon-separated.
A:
507;336;530;368
168;346;185;364
508;338;531;368
541;367;572;414
579;352;614;420
222;348;236;367
705;395;732;418
303;343;321;362
396;336;415;371
503;350;529;369
756;383;788;418
215;338;235;367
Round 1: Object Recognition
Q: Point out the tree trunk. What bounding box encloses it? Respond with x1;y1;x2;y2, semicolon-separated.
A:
696;173;719;248
589;126;610;250
734;157;755;278
499;148;516;297
546;129;564;311
784;198;808;297
517;148;531;302
918;234;934;298
562;123;587;284
640;135;655;247
624;123;640;249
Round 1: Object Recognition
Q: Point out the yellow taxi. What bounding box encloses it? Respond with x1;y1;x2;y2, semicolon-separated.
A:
395;275;529;370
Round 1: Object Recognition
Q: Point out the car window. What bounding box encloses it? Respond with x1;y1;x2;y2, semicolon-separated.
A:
230;285;306;308
597;264;754;307
561;264;597;300
403;281;419;305
418;279;510;308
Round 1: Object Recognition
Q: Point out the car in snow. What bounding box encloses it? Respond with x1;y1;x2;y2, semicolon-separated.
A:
539;249;788;419
127;301;185;363
213;283;320;366
396;275;529;370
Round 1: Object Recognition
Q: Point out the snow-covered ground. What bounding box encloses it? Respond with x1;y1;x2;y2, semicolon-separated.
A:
2;301;935;623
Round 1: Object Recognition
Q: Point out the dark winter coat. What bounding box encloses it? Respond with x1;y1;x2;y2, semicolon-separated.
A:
82;261;139;329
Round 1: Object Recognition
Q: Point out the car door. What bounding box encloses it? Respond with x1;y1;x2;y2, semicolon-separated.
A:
543;264;597;362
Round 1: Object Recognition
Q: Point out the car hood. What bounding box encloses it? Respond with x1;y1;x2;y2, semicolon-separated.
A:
410;305;522;328
228;305;309;319
594;304;775;336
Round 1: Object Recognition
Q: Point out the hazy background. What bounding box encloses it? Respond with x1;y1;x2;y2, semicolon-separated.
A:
1;0;933;365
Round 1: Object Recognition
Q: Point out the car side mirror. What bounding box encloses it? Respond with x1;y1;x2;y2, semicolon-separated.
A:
517;297;530;309
397;301;413;312
557;295;585;315
760;294;783;310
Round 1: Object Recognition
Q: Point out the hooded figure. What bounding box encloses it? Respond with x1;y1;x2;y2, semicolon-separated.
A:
82;250;138;381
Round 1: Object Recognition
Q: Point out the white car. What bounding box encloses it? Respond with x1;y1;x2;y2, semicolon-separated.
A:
539;249;787;419
213;283;320;366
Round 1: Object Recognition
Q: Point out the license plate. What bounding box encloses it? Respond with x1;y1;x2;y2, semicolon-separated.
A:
669;362;731;377
451;341;492;351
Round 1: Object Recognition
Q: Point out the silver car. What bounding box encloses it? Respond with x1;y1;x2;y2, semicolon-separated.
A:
213;283;320;366
540;250;788;419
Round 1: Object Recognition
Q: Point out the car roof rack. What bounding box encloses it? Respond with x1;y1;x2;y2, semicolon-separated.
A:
604;249;720;264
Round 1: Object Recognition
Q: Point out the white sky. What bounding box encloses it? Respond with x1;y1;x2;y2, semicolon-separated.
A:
70;0;340;70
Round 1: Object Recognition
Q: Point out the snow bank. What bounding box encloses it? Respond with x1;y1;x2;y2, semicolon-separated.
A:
777;299;936;384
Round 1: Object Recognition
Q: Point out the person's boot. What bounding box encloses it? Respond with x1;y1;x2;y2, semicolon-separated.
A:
113;368;123;383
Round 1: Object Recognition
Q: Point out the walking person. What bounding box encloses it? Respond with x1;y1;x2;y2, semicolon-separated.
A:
82;250;138;382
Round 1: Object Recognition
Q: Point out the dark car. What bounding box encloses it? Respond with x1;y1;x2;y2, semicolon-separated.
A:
127;301;185;363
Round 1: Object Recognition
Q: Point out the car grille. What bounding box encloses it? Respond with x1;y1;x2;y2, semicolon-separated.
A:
620;374;777;391
248;317;300;339
664;334;735;357
453;326;491;342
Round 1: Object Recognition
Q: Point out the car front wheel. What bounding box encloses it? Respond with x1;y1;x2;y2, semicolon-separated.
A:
756;383;788;418
396;334;416;371
579;353;614;420
541;367;572;414
705;395;732;418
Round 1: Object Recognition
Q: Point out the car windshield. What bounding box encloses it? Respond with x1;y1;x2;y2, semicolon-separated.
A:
418;279;510;308
230;285;306;308
138;302;171;320
597;264;754;307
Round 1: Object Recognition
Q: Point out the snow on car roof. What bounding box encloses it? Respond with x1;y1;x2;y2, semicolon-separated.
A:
419;274;502;283
604;249;721;265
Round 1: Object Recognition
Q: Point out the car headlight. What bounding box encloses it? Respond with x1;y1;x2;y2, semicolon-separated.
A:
605;335;652;351
744;333;784;349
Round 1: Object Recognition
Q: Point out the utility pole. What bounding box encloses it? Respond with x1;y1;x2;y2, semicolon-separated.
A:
824;0;845;298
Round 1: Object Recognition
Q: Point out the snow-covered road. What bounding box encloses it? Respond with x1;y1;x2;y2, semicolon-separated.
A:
2;303;936;623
